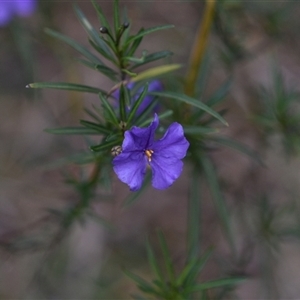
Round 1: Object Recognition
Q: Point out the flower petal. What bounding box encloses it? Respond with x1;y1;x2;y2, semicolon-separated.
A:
112;114;189;191
0;3;12;26
14;0;37;17
150;155;183;190
112;80;162;117
125;113;159;150
113;151;147;191
136;80;163;115
152;122;189;159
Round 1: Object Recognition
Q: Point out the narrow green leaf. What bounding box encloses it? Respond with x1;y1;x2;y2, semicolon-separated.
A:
27;82;106;94
146;240;166;289
43;152;98;168
80;120;110;134
127;83;148;126
105;132;122;142
91;0;112;33
113;0;120;38
190;277;246;292
132;64;181;82
201;156;235;254
137;110;173;128
192;79;232;123
89;39;118;65
131;51;174;70
97;29;117;52
150;91;228;126
76;58;117;75
209;137;263;165
157;110;174;120
124;56;145;64
74;5;112;58
138;286;161;296
124;25;174;47
76;57;100;70
183;126;218;135
187;251;213;285
99;93;119;126
84;107;102;122
121;9;130;43
95;65;118;81
178;259;199;289
152;279;165;292
187;170;201;261
121;68;137;77
90;138;121;152
44;28;103;65
133;99;158;127
206;79;232;107
195;51;211;98
76;58;118;81
124;83;132;107
157;231;176;283
44;127;100;135
126;28;144;57
92;104;107;121
11;18;34;81
123;269;151;287
123;269;161;296
119;84;128;122
177;249;213;287
202;108;228;127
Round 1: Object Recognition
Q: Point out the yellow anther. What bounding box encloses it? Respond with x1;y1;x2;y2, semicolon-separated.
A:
145;149;154;162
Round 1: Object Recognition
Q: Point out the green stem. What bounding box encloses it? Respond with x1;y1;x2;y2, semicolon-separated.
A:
63;161;102;228
185;0;216;97
187;169;201;261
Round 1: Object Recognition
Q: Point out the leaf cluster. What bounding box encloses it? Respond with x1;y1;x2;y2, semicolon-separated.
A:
125;232;245;300
253;67;300;155
27;0;181;161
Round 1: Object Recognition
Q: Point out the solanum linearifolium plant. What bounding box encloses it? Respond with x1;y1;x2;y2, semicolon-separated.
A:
28;0;226;193
27;0;247;298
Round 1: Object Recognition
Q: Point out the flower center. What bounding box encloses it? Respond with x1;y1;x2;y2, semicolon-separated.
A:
144;149;154;162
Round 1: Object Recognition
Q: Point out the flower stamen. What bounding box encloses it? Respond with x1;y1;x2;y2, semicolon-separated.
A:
145;149;154;162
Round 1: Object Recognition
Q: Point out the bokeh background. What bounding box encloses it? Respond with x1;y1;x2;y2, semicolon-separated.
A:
1;0;300;299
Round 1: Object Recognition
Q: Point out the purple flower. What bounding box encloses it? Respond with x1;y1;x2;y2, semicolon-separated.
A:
0;0;37;26
113;114;189;191
113;80;163;116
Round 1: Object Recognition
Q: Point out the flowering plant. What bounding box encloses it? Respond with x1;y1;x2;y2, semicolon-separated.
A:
2;0;300;298
24;0;272;298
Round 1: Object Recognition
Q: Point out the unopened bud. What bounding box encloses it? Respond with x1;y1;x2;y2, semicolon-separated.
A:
99;26;108;34
123;22;130;29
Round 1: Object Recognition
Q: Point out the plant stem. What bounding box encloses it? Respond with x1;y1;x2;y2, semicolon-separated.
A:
185;0;216;97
